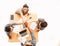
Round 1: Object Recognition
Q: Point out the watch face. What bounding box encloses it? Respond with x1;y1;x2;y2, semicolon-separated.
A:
19;29;28;37
29;17;32;19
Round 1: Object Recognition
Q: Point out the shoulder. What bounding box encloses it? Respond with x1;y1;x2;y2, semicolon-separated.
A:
28;13;38;18
15;8;22;15
29;13;37;16
15;8;21;13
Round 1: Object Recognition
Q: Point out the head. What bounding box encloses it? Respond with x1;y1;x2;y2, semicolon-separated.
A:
22;4;29;15
5;25;13;32
40;21;47;30
5;24;14;39
37;19;48;30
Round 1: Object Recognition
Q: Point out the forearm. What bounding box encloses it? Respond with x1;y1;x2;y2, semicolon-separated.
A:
11;23;18;25
27;26;36;42
11;22;23;25
30;32;36;41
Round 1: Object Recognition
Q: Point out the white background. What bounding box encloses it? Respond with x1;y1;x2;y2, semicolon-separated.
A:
0;0;60;46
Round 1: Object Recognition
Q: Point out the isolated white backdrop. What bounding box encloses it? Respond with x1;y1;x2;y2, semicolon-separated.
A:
0;0;60;46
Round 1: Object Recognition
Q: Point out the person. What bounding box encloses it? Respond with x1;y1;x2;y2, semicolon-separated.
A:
5;24;14;39
20;22;36;46
27;24;36;46
15;4;38;42
15;4;38;24
5;24;20;42
23;18;48;46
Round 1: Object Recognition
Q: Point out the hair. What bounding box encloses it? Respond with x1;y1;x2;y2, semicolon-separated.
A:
23;4;29;8
41;22;47;27
37;18;48;30
5;24;13;39
5;26;11;32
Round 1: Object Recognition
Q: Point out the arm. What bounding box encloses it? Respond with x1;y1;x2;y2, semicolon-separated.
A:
24;22;36;43
27;26;36;46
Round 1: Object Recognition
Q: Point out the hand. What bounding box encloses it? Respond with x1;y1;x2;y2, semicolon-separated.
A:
24;22;28;27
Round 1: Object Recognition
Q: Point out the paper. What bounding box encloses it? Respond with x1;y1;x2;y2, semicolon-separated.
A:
30;22;37;30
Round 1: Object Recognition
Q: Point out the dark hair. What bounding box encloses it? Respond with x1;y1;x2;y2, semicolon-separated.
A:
5;25;12;39
23;4;29;8
5;24;14;32
5;26;11;32
41;22;47;27
37;18;48;30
